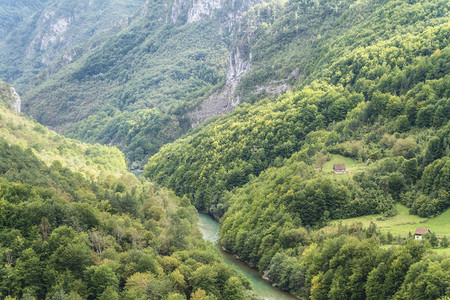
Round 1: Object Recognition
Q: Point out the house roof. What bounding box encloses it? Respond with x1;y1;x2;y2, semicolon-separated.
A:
414;228;430;235
333;163;346;170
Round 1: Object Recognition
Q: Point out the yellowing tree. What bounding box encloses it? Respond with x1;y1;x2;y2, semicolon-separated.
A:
191;288;209;300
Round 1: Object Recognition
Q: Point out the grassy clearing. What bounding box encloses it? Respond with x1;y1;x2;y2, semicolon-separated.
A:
330;204;450;237
432;247;450;256
380;244;450;255
321;154;367;173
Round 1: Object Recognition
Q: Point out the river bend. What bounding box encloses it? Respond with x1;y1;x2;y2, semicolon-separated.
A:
197;213;297;300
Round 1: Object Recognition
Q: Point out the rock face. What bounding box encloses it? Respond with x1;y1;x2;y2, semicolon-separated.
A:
188;0;222;23
170;0;191;23
183;0;273;126
187;47;251;127
0;0;147;88
0;81;21;113
26;14;73;64
10;87;22;114
169;0;223;23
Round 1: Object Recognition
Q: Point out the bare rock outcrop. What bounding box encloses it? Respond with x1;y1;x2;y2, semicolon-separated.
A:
187;47;250;127
186;0;273;127
10;87;21;114
188;0;222;23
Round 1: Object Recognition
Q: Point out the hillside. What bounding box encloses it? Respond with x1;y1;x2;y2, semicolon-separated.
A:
0;0;147;89
0;81;257;299
21;0;272;169
329;203;450;238
2;0;449;298
20;0;449;171
0;80;127;180
142;0;450;298
0;0;48;37
144;1;449;212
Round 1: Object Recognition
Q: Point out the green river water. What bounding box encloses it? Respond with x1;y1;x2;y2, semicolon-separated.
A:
197;213;297;300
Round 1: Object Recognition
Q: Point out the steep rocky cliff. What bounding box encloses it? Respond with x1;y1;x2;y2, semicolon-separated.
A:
10;87;21;114
168;0;268;25
0;81;21;113
188;0;222;23
0;0;147;88
187;47;251;126
168;0;275;125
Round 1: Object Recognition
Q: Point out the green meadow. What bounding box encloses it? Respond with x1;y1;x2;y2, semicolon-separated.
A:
321;154;367;174
432;247;450;255
331;204;450;237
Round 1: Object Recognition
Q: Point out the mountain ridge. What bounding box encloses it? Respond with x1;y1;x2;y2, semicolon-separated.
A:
0;0;147;89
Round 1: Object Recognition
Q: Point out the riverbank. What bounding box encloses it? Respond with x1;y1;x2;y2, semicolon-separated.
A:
197;213;298;300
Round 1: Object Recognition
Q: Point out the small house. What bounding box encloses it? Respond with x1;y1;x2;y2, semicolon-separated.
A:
414;228;431;240
333;163;346;174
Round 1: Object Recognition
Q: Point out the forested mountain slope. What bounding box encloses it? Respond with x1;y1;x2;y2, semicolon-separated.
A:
20;0;449;171
0;0;48;36
22;0;271;169
235;0;449;94
0;0;146;89
0;80;127;179
144;0;449;211
2;0;449;298
143;0;450;298
0;82;256;300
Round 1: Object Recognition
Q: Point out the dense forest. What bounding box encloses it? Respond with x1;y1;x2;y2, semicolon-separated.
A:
142;0;450;298
0;81;127;180
0;85;257;299
0;0;449;299
144;0;449;215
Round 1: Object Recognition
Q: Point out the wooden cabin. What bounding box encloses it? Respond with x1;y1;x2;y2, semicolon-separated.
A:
414;228;431;240
333;163;346;174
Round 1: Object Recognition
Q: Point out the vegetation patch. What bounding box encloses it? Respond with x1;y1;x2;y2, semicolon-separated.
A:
330;204;450;237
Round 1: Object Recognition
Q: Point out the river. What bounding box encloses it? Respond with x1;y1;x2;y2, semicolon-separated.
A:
197;213;297;300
